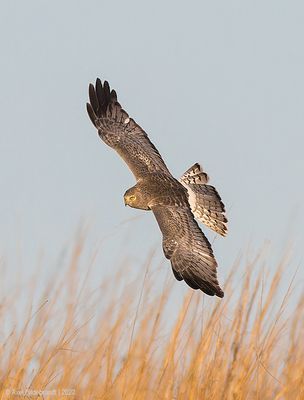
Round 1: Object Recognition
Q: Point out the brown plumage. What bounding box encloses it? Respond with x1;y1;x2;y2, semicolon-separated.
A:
87;78;228;298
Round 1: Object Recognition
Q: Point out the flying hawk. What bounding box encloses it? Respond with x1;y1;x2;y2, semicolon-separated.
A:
87;79;227;298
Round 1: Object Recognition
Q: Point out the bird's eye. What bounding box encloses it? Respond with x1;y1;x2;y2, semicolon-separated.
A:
129;195;136;201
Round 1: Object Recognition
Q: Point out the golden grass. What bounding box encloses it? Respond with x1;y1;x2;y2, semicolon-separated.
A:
0;238;303;400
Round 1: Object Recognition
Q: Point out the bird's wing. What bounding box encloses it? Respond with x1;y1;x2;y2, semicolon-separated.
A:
87;79;171;181
151;204;224;298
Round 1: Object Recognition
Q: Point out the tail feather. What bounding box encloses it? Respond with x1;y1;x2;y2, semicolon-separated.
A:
191;186;228;236
180;163;209;185
180;163;228;236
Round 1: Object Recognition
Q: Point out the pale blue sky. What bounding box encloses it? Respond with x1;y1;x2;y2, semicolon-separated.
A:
1;1;303;295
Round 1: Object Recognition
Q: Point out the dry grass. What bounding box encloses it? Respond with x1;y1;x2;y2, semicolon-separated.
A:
0;237;303;400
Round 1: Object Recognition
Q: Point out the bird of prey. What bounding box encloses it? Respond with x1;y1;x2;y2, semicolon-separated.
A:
87;79;227;298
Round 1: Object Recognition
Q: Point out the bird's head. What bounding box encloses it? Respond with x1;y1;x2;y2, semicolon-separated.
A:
124;188;137;207
123;186;150;210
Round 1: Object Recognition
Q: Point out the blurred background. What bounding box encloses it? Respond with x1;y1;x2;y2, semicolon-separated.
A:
1;0;303;299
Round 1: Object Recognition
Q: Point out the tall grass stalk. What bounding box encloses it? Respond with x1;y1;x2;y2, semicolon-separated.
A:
0;238;303;399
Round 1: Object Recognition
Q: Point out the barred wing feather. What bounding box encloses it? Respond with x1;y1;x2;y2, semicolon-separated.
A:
87;79;171;181
152;204;224;298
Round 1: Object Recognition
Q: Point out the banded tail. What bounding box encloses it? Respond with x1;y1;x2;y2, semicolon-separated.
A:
180;163;228;236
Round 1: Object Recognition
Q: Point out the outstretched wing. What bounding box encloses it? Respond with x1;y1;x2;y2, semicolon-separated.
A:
87;79;171;180
152;204;224;298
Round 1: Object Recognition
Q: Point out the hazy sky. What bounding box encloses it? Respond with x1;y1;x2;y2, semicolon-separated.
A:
1;1;304;293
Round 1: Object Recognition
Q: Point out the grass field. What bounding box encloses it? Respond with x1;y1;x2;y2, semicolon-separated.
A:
0;238;303;399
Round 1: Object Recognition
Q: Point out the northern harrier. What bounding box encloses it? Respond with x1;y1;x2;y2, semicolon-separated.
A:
87;79;227;298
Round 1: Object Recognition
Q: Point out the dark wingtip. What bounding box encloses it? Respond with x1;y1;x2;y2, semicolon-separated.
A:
199;279;224;298
86;102;97;127
110;89;117;102
103;81;111;105
104;80;110;92
95;78;104;110
90;78;117;115
89;83;98;113
200;286;224;298
216;289;224;298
